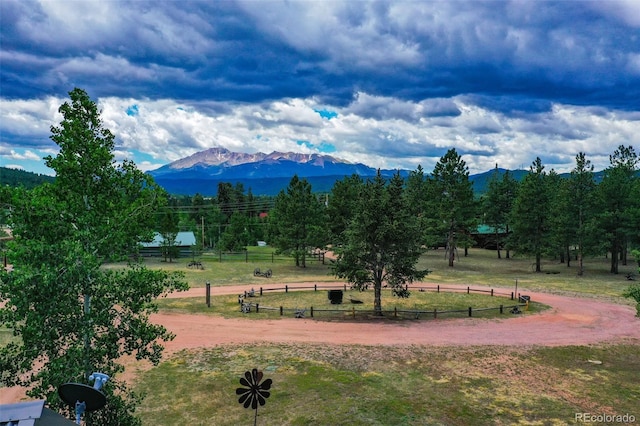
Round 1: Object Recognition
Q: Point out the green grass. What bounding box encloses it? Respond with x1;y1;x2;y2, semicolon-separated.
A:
418;248;637;301
134;343;640;426
6;246;638;425
130;247;639;425
113;247;637;302
157;288;545;320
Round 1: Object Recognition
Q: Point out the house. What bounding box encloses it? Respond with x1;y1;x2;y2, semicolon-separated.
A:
0;400;76;425
472;225;508;249
139;231;197;257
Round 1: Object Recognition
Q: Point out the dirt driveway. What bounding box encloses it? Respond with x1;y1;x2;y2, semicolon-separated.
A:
3;283;638;404
157;283;640;350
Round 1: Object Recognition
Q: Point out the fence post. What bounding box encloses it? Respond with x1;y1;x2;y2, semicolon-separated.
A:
352;307;355;318
500;305;503;314
206;281;211;308
467;286;470;294
280;306;283;316
437;284;440;293
511;292;514;300
344;284;347;291
394;307;397;318
314;284;317;292
434;308;437;319
468;307;472;317
285;285;288;293
256;303;259;313
491;288;494;297
310;306;314;318
260;287;263;296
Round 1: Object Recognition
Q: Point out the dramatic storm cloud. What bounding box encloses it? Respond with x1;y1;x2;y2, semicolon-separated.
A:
1;0;639;175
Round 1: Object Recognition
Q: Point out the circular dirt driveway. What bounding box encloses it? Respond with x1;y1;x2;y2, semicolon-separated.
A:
157;283;640;351
2;283;638;404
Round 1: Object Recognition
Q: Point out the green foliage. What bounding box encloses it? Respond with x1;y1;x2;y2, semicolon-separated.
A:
0;88;187;425
509;157;552;272
622;284;640;317
218;212;253;251
481;166;518;258
326;174;363;245
158;199;180;262
595;145;639;273
0;167;55;189
333;171;429;315
268;175;326;267
425;149;477;266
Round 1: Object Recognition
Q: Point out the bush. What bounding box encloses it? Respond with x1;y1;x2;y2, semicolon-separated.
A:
623;283;640;317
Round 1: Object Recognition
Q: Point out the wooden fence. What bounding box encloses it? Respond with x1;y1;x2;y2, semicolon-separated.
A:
212;250;325;264
236;284;530;320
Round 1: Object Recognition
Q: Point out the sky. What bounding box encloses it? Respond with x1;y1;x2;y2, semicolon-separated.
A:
1;0;640;177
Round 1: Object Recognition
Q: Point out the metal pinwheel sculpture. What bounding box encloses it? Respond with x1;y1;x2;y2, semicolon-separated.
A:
236;368;272;425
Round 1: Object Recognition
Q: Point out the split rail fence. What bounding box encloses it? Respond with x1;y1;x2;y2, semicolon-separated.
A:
234;284;530;320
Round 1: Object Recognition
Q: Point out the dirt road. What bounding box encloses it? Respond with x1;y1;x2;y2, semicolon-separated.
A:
3;283;638;404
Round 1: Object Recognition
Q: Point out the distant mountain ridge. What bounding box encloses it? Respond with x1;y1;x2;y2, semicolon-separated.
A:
148;147;399;195
158;147;346;170
152;148;594;196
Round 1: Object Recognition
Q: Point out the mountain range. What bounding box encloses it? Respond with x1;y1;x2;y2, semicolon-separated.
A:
148;147;415;196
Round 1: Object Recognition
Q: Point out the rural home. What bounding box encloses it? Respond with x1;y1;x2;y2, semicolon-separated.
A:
139;231;197;258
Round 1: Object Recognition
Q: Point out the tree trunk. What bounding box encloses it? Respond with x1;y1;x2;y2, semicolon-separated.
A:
495;231;501;259
535;253;542;272
447;231;455;267
566;246;571;268
374;271;383;316
577;245;584;276
610;242;619;274
505;225;511;259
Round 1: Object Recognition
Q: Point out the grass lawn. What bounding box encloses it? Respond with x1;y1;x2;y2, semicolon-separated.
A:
126;246;638;303
5;246;638;425
134;343;640;426
128;247;639;425
157;288;545;320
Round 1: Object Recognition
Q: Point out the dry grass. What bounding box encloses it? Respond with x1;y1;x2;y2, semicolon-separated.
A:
135;343;640;426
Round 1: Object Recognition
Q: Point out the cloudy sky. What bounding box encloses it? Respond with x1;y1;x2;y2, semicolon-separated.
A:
2;0;640;177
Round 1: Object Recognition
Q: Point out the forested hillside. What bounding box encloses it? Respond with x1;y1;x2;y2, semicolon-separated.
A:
0;167;55;189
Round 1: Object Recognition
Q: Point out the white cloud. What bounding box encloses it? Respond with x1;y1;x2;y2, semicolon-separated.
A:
3;92;640;176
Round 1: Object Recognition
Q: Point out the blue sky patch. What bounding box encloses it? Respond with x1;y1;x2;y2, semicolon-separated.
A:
315;109;338;120
126;104;139;116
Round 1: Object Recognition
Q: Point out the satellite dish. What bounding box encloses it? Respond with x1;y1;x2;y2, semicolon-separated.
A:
58;382;106;412
58;372;109;424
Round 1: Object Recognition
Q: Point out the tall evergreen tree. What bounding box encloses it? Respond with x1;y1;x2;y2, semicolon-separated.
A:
0;88;187;425
567;152;598;275
158;197;180;262
482;166;518;259
268;175;325;267
596;145;639;273
425;149;477;267
333;171;429;316
326;174;364;246
510;157;552;272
